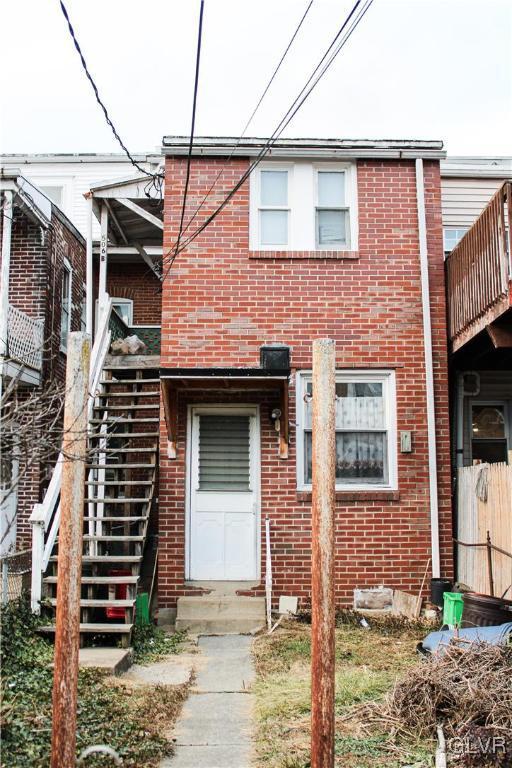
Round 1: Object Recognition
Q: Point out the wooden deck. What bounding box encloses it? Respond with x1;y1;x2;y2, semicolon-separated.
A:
446;181;512;352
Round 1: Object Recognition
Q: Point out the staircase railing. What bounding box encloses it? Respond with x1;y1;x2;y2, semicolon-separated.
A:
30;297;114;612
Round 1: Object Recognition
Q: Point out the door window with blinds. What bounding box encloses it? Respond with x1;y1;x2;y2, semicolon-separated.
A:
296;371;397;490
197;414;252;491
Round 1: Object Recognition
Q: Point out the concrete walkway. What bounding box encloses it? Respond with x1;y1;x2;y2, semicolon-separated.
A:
162;635;255;768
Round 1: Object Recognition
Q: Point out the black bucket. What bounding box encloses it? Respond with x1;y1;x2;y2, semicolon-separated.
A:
430;577;453;608
461;592;512;628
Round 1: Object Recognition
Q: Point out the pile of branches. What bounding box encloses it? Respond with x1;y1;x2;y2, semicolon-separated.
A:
371;642;512;766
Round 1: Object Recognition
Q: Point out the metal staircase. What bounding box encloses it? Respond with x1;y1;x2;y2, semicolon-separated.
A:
41;369;160;645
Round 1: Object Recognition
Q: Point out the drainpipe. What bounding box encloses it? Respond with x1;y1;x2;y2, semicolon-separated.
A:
456;373;465;469
85;194;93;337
415;159;441;579
0;190;13;362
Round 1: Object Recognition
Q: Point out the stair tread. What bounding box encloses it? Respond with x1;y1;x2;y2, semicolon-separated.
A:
48;598;135;608
86;481;153;486
94;404;159;411
41;623;133;633
101;378;160;384
44;575;139;584
97;391;160;398
81;535;144;542
89;448;157;454
86;463;155;469
88;432;159;438
49;555;142;562
89;416;160;426
83;516;148;522
84;498;150;503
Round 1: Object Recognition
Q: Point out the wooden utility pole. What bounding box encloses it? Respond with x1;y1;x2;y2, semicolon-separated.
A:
51;332;90;768
311;338;336;768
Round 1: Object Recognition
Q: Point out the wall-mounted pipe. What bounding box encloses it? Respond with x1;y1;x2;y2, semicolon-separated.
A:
415;159;441;579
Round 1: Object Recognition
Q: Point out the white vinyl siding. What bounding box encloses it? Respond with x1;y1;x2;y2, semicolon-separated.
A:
441;177;505;229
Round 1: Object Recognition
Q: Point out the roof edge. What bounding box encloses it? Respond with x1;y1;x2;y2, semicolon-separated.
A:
161;136;445;159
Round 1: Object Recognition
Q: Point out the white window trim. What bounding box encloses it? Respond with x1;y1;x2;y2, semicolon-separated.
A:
296;369;397;492
60;257;73;353
250;160;358;251
469;399;510;463
104;297;134;326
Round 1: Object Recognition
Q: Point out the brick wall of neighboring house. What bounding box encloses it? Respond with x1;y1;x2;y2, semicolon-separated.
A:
157;156;453;609
1;200;86;549
105;262;162;325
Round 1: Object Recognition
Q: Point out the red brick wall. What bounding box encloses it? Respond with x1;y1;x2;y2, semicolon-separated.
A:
1;199;86;548
158;156;453;609
106;263;161;325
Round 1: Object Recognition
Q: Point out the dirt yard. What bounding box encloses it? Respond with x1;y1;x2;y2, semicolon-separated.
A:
252;614;435;768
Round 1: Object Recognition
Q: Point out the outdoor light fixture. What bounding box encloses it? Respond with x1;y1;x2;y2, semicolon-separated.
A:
271;408;281;432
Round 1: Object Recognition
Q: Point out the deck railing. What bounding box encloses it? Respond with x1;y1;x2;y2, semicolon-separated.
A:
446;181;511;349
7;304;44;370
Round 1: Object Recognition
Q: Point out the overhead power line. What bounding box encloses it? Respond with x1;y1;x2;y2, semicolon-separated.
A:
162;0;374;278
179;0;314;240
174;0;205;257
58;0;163;190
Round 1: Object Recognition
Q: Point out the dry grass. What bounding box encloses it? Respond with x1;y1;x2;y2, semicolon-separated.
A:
370;643;512;766
253;618;434;768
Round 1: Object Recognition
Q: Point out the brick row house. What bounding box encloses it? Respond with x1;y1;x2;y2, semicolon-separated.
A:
0;171;86;555
3;138;478;637
154;137;453;625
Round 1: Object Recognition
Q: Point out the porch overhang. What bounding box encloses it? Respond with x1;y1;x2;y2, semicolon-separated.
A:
160;368;290;460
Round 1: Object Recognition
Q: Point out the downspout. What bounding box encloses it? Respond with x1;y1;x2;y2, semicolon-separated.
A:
456;373;464;469
85;194;93;337
415;159;441;579
0;190;13;362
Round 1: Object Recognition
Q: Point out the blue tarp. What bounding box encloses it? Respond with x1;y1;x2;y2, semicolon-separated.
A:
419;622;512;655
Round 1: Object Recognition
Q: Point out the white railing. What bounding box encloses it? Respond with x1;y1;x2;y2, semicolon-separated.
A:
7;304;44;371
30;297;113;612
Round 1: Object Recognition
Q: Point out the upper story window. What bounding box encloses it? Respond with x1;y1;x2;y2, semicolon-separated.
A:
60;258;73;352
296;370;397;492
250;161;357;251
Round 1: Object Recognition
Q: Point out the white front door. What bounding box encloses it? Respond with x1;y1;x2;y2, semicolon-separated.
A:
188;406;259;580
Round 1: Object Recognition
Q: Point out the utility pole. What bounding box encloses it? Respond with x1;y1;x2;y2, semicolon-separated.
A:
51;332;90;768
311;338;336;768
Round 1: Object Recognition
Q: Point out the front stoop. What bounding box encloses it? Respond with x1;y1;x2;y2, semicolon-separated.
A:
78;647;132;676
176;595;265;634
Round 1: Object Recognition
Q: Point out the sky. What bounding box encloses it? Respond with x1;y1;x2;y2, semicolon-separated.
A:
1;0;511;157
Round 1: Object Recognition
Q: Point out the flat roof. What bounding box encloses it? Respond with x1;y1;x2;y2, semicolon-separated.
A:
162;135;445;160
0;152;161;164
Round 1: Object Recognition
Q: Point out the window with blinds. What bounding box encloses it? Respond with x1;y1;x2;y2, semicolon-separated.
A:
198;414;251;491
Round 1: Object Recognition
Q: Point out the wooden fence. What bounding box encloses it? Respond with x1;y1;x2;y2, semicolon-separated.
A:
457;463;512;597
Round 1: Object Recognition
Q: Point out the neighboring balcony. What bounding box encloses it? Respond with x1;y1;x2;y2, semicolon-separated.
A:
4;304;45;384
108;307;161;359
446;181;512;352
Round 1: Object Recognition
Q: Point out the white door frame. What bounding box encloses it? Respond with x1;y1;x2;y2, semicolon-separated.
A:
185;404;261;581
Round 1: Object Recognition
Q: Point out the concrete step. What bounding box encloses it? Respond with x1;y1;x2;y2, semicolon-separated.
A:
176;595;265;634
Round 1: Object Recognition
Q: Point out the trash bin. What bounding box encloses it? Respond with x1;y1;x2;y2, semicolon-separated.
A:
443;592;464;628
135;592;150;626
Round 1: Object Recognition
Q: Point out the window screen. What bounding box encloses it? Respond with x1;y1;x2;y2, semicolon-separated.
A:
198;414;251;491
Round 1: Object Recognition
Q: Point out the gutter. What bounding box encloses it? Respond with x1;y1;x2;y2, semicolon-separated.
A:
415;158;441;579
